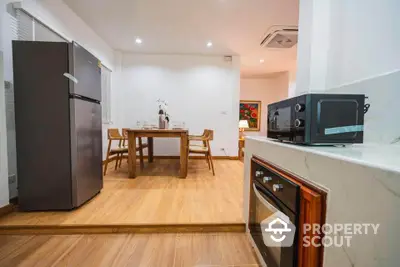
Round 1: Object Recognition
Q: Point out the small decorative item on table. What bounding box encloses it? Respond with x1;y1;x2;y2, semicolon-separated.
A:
239;100;261;131
157;99;170;129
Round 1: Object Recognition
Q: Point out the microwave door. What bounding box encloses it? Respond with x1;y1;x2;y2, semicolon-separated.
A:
268;98;297;142
278;106;294;142
312;98;364;143
272;107;292;131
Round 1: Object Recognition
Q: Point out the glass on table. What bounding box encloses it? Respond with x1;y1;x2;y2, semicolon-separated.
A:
150;118;158;129
171;121;185;129
143;120;151;129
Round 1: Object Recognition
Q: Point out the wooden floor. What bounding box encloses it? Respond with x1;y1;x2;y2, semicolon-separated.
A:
0;159;244;231
0;233;259;267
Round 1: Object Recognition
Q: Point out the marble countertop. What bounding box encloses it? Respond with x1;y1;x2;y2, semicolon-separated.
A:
245;136;400;174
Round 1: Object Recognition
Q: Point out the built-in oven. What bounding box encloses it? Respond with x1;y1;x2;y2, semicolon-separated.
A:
249;158;300;267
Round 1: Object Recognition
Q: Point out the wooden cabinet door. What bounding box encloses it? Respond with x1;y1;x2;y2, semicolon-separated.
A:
298;187;323;267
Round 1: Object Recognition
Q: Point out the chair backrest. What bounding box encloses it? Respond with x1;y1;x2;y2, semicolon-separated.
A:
204;129;214;141
108;128;123;140
121;128;129;138
200;129;207;138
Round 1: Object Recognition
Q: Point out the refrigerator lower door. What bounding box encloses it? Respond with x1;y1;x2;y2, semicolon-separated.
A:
70;98;103;208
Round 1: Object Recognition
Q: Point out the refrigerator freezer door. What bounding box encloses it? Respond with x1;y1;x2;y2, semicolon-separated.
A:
70;98;103;207
69;42;102;101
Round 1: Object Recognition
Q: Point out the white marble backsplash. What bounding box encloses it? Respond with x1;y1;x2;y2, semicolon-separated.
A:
328;70;400;145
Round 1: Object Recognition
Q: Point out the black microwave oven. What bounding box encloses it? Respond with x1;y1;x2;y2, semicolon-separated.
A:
267;94;365;145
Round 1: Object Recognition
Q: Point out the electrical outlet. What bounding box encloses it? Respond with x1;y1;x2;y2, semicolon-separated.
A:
223;56;232;62
220;147;229;156
8;174;16;185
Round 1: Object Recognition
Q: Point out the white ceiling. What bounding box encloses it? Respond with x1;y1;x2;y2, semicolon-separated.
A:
63;0;299;76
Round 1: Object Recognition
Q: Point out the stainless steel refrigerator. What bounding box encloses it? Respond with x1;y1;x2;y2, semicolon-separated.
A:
12;41;103;211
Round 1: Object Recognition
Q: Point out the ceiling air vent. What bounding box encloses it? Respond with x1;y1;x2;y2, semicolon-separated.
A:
260;26;298;49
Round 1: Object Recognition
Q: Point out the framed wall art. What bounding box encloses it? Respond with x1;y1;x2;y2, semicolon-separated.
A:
239;100;261;131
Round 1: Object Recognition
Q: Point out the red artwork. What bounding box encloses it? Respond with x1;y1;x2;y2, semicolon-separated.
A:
239;100;261;131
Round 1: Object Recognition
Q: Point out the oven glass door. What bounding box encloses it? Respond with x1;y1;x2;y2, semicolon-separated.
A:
249;182;297;267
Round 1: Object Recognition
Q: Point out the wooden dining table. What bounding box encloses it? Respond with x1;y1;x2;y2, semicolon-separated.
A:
127;129;189;178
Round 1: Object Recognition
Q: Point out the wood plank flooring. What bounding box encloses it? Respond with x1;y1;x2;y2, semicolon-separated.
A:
0;233;259;267
0;160;244;230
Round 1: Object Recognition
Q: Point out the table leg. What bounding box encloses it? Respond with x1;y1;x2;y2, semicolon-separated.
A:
128;132;137;178
148;137;154;163
180;132;188;178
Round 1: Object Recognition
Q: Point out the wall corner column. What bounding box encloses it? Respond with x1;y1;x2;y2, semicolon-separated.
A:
295;0;332;96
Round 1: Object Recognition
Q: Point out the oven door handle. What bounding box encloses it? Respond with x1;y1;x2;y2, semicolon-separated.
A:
253;183;286;217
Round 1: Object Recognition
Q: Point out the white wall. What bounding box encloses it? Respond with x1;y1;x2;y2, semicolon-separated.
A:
297;0;400;94
19;0;115;69
327;0;400;88
288;69;297;98
295;0;331;96
240;73;289;136
112;54;241;157
0;2;10;207
294;0;312;96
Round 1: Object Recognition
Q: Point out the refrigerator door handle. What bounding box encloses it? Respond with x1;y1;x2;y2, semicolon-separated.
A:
63;73;79;84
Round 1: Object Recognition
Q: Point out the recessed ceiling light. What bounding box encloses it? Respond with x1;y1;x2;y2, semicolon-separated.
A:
207;41;213;47
135;38;142;44
260;59;265;63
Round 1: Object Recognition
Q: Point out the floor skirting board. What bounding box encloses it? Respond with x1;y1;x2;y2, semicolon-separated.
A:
143;155;239;160
102;155;239;164
0;223;245;235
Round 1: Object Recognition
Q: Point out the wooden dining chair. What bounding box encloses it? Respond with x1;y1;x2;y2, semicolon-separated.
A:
103;128;147;175
103;128;128;175
188;129;215;175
